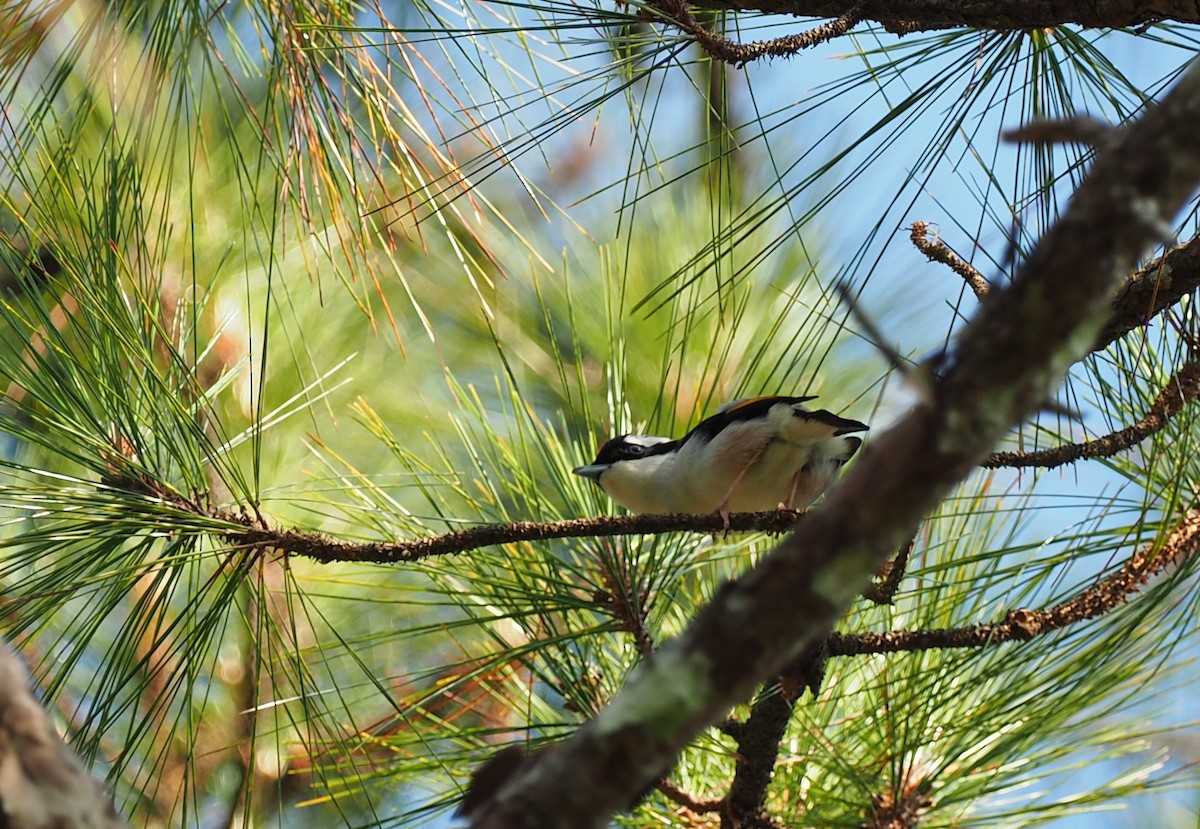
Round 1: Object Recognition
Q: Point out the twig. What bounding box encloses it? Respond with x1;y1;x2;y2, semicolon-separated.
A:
983;358;1200;469
910;221;990;298
915;211;1200;359
657;778;723;814
862;536;914;605
646;1;860;66
914;210;1200;358
228;510;806;562
829;507;1200;657
1001;116;1115;149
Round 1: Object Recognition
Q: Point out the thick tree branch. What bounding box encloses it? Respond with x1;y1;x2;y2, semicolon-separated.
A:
466;60;1200;829
677;1;1200;33
1099;235;1200;350
829;506;1200;656
0;645;130;829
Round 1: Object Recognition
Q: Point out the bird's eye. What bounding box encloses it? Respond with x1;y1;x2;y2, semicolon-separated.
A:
623;444;645;459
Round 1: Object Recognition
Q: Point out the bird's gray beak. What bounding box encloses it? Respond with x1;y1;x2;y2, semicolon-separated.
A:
572;464;608;482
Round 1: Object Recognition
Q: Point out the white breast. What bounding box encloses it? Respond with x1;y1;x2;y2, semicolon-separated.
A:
597;452;688;514
594;400;862;515
680;408;857;513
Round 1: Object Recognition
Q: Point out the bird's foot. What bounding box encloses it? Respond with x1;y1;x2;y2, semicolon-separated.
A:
716;505;732;537
767;502;796;535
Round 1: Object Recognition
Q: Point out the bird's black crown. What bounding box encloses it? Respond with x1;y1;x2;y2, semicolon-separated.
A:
590;435;678;465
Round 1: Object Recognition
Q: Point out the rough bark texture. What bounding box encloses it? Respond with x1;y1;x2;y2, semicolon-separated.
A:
686;0;1200;32
0;647;130;829
468;59;1200;829
1098;235;1200;350
828;508;1200;655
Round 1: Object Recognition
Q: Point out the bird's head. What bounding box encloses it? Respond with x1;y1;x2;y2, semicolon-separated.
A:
572;435;679;512
572;434;676;481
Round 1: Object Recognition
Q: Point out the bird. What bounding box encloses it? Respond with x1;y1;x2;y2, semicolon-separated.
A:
573;395;868;527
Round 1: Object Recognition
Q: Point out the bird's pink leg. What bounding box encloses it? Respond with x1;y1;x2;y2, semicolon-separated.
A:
782;467;811;513
713;457;758;533
707;427;773;534
781;468;804;511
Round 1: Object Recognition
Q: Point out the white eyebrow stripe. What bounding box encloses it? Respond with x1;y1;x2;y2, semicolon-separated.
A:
624;435;673;448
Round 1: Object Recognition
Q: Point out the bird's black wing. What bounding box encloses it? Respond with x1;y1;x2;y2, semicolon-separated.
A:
796;407;869;436
682;395;817;444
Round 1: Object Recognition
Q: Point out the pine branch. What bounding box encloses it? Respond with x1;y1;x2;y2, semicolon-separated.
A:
223;510;806;562
983;357;1200;468
645;0;861;64
673;0;1198;33
464;59;1200;829
829;506;1200;656
721;685;796;827
911;221;990;298
656;778;723;814
1099;235;1200;351
912;224;1200;356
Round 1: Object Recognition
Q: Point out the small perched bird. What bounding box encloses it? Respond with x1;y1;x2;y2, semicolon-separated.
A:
573;396;868;525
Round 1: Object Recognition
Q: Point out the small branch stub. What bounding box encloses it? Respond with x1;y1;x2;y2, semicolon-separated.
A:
910;221;990;298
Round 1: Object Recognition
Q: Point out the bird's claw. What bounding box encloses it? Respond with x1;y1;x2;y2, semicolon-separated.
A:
712;505;732;539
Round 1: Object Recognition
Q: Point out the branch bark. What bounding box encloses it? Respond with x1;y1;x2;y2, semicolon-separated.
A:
679;1;1200;33
0;646;130;829
984;356;1200;468
228;510;806;562
648;0;862;64
1098;235;1200;350
911;221;990;298
829;506;1200;656
466;59;1200;829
